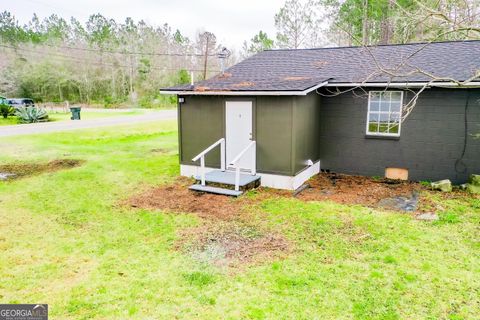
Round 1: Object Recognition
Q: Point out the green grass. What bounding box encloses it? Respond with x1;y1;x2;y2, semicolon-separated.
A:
0;122;479;319
0;110;145;126
0;116;20;126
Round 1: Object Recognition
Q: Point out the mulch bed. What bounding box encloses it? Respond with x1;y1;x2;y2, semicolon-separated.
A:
296;172;422;207
129;177;250;220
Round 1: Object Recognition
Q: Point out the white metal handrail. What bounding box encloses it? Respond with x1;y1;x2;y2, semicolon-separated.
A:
192;138;225;186
229;141;256;191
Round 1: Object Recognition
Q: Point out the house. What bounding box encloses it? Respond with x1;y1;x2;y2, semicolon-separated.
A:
160;40;480;195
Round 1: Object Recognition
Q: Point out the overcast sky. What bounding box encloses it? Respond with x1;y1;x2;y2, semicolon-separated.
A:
4;0;286;50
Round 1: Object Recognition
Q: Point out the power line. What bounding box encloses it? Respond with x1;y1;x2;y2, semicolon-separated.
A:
39;42;217;57
0;44;220;73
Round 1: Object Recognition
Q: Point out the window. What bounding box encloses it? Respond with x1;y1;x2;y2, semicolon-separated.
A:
366;91;403;136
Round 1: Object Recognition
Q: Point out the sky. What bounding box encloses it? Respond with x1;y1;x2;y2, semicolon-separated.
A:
3;0;286;50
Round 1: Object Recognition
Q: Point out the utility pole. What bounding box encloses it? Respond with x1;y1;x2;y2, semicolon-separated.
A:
203;34;210;80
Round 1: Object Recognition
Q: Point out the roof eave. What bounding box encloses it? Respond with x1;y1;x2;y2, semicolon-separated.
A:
326;81;480;88
159;81;329;96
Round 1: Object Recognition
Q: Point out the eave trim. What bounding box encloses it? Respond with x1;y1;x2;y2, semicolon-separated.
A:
159;81;329;96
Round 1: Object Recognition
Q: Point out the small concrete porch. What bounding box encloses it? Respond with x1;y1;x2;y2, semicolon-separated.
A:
189;138;258;197
189;170;261;196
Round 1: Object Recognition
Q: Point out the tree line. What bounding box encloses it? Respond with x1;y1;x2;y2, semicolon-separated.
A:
0;12;231;107
1;0;478;107
242;0;480;54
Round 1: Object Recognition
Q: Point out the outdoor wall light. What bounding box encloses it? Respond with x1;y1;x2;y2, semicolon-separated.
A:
178;97;185;104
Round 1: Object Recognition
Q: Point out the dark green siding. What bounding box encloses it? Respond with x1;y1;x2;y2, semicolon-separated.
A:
256;96;294;175
292;93;321;174
179;95;224;167
179;93;321;176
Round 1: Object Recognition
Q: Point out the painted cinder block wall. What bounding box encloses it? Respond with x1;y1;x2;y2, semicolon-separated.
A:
317;88;480;183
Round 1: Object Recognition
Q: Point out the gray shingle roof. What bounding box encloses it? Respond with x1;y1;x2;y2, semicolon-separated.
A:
162;40;480;92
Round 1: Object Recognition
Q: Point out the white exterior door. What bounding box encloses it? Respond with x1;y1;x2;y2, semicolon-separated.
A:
225;101;253;169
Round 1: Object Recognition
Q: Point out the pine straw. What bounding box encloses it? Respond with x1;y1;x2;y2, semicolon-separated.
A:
129;177;252;220
296;172;422;207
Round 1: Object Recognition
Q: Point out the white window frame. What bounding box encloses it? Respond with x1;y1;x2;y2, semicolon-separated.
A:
366;91;403;137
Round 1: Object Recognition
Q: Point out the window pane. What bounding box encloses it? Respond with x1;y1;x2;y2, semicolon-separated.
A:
379;113;389;123
389;123;399;134
390;91;402;101
390;101;401;112
390;112;400;121
378;123;389;133
370;92;381;102
380;101;390;112
368;122;379;133
370;101;380;111
369;113;379;122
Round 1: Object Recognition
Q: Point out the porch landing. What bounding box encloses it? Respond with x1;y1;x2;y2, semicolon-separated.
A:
189;184;243;197
195;170;260;187
189;169;261;196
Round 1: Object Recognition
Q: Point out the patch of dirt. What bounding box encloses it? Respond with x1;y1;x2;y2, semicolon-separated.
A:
296;172;422;208
128;177;290;267
129;177;253;220
176;220;289;267
0;159;84;180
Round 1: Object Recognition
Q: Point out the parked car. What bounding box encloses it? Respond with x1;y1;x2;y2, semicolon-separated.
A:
7;98;35;109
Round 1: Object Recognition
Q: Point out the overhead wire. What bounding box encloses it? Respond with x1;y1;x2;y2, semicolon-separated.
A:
0;44;220;73
38;42;217;57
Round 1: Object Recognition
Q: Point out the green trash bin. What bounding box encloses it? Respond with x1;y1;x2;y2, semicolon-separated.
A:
70;107;81;120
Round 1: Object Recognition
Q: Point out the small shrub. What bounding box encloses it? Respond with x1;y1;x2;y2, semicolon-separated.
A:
15;106;49;123
0;103;14;119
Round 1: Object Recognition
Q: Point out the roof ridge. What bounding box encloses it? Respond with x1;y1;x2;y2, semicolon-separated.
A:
264;39;480;52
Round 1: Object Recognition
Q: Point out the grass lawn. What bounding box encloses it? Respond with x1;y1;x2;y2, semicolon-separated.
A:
0;116;20;126
0;121;479;319
0;110;145;126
